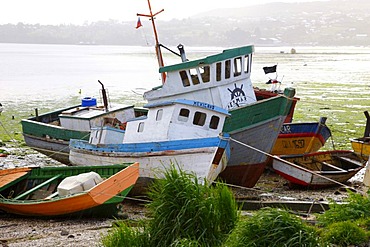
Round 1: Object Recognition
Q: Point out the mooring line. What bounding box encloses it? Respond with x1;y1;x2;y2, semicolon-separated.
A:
229;137;362;194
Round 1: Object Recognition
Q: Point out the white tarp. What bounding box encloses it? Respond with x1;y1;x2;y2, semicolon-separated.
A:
57;172;103;196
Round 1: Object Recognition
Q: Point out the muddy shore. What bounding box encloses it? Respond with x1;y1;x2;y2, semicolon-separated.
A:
0;145;367;247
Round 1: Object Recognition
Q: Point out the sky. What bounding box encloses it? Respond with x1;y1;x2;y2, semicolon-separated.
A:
1;0;326;25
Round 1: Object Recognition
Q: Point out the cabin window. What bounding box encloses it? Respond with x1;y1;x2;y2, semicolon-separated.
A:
180;70;190;87
178;108;190;122
200;65;210;83
138;122;144;132
216;62;222;81
225;60;231;79
156;109;163;121
209;116;220;129
244;55;250;73
234;57;242;76
190;68;200;85
193;111;206;126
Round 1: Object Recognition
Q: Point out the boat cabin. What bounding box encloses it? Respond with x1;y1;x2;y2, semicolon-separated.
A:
89;99;230;145
59;104;136;132
143;45;257;110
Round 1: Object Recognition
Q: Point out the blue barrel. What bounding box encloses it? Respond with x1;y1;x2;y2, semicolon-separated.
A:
81;97;97;107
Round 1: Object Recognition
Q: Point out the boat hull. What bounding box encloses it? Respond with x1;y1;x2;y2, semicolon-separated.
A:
22;133;71;164
69;137;229;194
351;137;370;161
218;88;295;187
271;120;332;156
272;150;364;188
0;164;139;217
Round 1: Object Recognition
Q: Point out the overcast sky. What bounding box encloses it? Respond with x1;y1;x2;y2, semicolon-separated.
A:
2;0;326;25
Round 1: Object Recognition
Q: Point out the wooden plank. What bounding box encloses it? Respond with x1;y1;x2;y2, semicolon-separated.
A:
14;174;62;200
321;161;346;172
335;156;364;167
238;200;330;213
44;192;59;200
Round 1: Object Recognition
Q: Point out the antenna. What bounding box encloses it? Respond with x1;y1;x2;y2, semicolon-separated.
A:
137;0;166;83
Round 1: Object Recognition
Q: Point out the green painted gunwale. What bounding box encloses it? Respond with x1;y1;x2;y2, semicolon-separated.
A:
223;88;296;133
159;45;254;73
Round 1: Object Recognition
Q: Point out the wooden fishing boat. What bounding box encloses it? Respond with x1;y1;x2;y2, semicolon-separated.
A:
271;117;332;156
0;163;139;217
21;81;146;165
137;3;295;188
272;150;365;188
350;111;370;161
69;99;230;194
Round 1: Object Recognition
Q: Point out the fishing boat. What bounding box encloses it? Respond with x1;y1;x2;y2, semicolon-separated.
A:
254;88;331;156
350;111;370;161
69;99;230;193
137;2;296;188
21;81;146;165
272;150;365;188
271;117;332;156
0;163;139;217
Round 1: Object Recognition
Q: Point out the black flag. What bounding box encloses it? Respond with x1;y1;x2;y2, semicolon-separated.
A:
263;65;277;74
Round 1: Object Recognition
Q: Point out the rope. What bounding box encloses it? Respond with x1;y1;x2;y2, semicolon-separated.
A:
229;137;363;194
0;120;16;142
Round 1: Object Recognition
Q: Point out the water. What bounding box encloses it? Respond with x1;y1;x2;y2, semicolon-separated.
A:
1;43;370;111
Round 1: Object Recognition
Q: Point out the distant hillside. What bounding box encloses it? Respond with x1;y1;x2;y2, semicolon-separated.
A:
0;0;369;47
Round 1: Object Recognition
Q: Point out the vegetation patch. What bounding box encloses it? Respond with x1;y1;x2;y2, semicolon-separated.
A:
224;207;320;247
321;221;368;247
101;165;238;247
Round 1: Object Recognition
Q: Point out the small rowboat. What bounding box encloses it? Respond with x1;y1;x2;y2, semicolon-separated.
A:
0;163;139;217
272;150;365;188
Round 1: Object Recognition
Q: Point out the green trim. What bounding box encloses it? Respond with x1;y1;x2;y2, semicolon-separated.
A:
159;45;254;73
14;174;62;200
21;119;89;141
223;88;295;133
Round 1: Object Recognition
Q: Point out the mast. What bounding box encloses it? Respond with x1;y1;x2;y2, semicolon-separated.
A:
137;0;166;83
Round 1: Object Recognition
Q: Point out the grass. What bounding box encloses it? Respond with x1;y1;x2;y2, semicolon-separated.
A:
317;190;370;227
224;207;320;247
101;165;239;247
321;221;368;247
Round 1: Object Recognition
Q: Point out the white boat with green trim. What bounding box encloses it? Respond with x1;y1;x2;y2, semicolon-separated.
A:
138;1;296;187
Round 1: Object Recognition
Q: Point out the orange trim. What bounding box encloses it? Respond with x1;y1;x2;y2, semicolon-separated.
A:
0;163;139;216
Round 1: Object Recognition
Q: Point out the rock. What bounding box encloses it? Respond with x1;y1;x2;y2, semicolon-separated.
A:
61;230;69;236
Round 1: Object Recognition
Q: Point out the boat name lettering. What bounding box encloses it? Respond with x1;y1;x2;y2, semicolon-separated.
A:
292;139;305;148
280;125;291;134
193;101;215;110
227;96;248;110
227;84;248;110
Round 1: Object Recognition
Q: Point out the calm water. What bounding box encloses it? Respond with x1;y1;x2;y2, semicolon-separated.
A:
1;43;370;111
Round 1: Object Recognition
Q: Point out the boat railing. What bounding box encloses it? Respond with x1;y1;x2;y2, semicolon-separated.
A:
14;174;63;200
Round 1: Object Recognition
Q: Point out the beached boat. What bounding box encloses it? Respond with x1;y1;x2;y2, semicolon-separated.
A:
143;49;295;187
138;17;294;188
69;99;230;193
254;88;331;156
21;82;146;165
271;117;332;156
350;111;370;161
272;150;365;188
0;163;139;217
